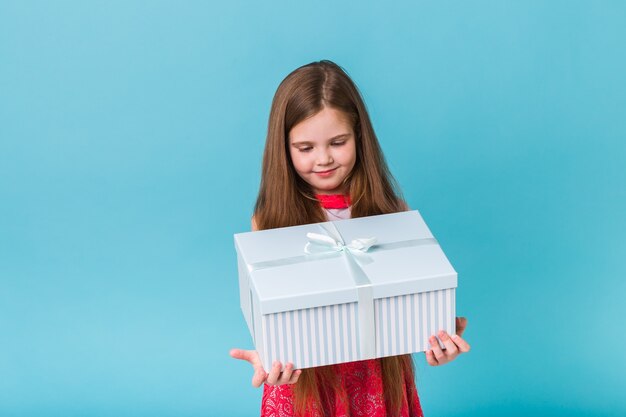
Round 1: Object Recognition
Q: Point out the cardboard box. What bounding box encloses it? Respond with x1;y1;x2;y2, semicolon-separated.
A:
234;210;457;370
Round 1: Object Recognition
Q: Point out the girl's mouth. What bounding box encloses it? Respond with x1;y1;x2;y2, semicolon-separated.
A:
314;167;338;177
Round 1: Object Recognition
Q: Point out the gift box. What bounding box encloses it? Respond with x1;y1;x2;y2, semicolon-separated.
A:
234;210;457;371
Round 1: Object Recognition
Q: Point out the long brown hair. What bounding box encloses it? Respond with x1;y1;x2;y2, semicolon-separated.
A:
254;60;414;416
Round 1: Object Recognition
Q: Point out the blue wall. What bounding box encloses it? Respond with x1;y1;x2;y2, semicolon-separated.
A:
1;1;624;416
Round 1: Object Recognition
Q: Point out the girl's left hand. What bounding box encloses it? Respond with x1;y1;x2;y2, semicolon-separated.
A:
425;317;471;366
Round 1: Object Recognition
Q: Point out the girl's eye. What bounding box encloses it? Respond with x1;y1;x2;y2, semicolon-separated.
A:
298;147;313;153
331;141;346;147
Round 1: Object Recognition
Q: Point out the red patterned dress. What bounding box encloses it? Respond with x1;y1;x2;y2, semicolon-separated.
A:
260;195;424;417
261;359;423;417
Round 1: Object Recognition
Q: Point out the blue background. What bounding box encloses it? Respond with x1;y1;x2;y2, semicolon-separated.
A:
1;1;625;416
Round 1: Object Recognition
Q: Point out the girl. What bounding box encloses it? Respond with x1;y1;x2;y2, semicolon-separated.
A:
230;60;470;417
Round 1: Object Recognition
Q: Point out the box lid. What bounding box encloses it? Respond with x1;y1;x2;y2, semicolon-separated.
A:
234;210;457;315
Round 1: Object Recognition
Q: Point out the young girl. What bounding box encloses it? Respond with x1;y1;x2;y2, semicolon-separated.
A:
230;60;470;417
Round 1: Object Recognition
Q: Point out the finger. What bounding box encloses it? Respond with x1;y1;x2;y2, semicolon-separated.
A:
278;362;294;384
229;348;253;363
451;334;471;353
425;349;439;366
251;368;268;388
438;330;459;357
287;369;302;384
429;335;446;364
266;361;282;385
455;317;468;337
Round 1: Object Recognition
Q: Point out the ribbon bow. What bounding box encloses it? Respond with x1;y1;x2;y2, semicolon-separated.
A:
305;232;377;254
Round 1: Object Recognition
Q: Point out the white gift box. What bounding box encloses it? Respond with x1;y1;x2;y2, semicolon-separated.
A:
234;210;457;371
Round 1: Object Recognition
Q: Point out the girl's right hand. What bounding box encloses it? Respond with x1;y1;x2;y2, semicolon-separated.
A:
229;348;302;387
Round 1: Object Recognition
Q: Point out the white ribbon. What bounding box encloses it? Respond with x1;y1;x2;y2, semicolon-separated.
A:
303;225;378;360
305;232;377;254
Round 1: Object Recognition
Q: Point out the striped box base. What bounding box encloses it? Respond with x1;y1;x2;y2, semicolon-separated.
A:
259;288;455;370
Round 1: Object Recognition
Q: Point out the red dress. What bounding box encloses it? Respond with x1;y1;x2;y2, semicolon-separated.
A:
260;195;424;417
260;359;423;417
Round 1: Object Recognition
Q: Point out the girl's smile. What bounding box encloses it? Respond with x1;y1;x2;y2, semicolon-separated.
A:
288;107;356;194
314;167;338;176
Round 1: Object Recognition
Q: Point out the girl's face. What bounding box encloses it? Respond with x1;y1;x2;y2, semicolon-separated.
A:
288;107;357;195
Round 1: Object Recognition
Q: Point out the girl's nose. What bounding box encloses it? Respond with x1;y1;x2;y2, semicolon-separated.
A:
316;149;334;165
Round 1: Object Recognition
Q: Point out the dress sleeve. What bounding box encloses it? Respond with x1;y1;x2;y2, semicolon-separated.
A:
261;384;296;417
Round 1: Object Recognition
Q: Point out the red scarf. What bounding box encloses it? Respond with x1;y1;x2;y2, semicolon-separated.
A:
315;194;351;209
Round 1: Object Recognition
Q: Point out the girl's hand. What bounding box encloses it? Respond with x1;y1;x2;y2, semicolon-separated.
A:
425;317;471;366
229;348;302;387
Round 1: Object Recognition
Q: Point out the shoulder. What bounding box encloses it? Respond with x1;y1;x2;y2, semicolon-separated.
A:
251;215;259;231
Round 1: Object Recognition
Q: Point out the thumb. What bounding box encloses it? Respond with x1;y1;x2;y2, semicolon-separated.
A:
230;348;253;363
455;317;468;337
